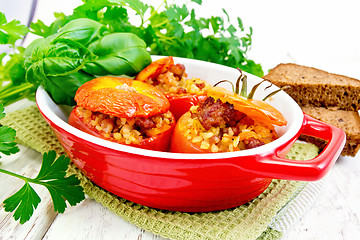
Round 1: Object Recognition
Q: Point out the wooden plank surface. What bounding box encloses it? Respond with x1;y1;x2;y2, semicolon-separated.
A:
1;146;359;240
284;155;360;240
1;0;360;239
0;148;57;240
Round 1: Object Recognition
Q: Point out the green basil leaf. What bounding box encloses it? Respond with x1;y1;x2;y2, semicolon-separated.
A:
25;39;95;81
24;37;97;105
52;18;109;46
43;71;94;106
83;32;151;76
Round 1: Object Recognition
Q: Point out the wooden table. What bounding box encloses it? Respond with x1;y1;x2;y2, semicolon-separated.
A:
1;0;360;239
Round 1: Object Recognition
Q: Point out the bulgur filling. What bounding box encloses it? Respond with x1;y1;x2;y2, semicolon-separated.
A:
186;97;278;152
77;106;174;145
144;63;211;95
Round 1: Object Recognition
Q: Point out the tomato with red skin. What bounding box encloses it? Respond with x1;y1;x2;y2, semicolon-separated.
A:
75;76;170;118
170;112;210;153
69;106;175;151
135;56;174;82
165;93;207;121
135;56;208;120
69;76;175;151
170;88;287;153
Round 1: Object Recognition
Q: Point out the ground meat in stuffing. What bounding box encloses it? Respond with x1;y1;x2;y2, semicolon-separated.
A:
194;97;245;130
170;64;186;78
135;117;156;130
176;87;187;94
220;126;240;137
244;137;265;149
195;82;206;90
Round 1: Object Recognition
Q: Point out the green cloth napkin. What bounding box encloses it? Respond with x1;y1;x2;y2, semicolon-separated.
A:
1;105;321;240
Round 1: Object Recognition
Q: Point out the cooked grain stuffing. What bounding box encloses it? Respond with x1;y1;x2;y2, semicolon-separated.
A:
143;63;211;95
75;106;174;144
187;97;278;152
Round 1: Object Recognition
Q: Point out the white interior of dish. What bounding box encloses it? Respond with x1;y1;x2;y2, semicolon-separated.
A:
36;56;304;159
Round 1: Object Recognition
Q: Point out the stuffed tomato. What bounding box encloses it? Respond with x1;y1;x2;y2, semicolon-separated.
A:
170;86;287;153
68;76;175;151
135;56;209;120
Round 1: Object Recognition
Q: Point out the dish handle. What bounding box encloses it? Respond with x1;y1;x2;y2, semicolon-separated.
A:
250;114;346;181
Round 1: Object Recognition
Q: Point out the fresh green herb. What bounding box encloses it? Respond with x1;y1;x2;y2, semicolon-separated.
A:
0;14;35;106
0;151;85;224
24;18;151;106
0;105;85;224
0;0;263;107
1;15;151;106
0;12;28;46
0;105;20;156
30;0;263;76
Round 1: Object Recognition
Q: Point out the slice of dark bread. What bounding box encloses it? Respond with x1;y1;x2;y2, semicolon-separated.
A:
263;63;360;111
300;106;360;157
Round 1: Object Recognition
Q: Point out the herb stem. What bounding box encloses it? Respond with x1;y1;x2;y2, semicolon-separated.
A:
0;82;33;96
0;168;31;183
0;82;35;106
151;19;170;28
143;0;167;26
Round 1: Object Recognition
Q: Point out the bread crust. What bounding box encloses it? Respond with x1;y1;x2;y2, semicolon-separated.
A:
264;63;360;157
300;106;360;157
264;63;360;111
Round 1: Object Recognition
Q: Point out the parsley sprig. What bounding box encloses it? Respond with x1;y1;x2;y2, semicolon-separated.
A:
0;105;85;224
0;105;19;156
0;12;28;47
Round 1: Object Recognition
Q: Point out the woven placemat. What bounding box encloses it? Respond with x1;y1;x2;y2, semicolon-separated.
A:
1;105;320;240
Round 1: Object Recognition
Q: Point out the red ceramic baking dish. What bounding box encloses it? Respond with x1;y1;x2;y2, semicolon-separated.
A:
36;56;346;212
